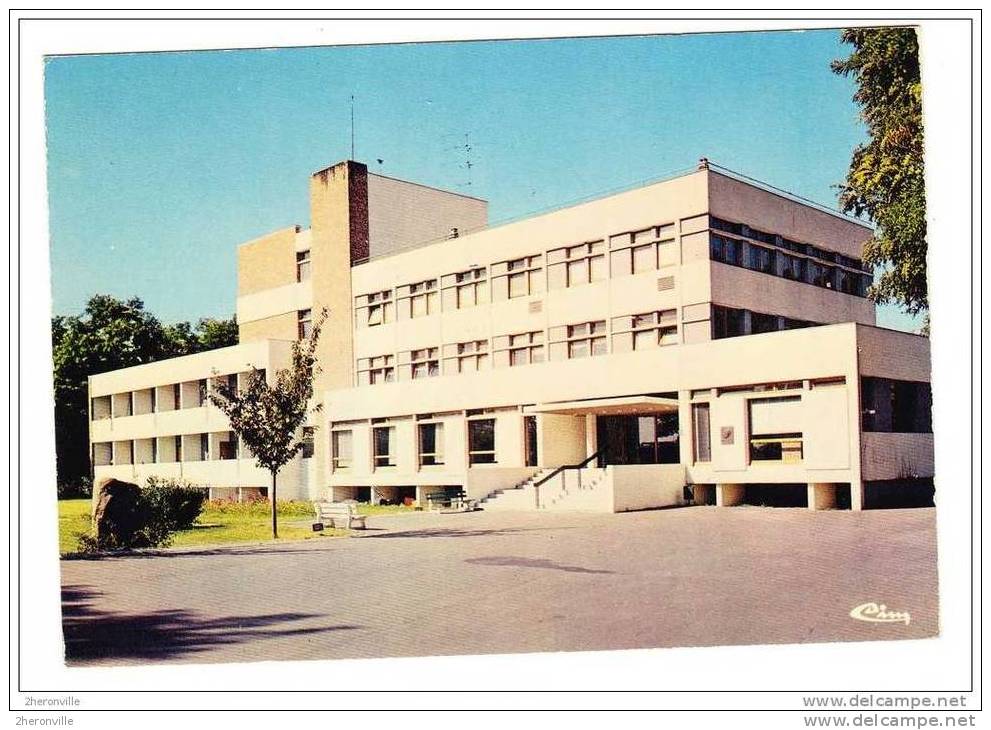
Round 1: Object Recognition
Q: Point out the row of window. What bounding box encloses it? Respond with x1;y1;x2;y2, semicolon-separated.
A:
91;372;264;421
349;217;868;328
354;309;679;385
709;217;870;272
94;427;316;465
352;224;679;327
709;233;872;297
711;305;821;340
331;418;496;471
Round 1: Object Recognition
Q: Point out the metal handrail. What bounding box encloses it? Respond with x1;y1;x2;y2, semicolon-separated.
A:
532;450;604;509
533;451;603;489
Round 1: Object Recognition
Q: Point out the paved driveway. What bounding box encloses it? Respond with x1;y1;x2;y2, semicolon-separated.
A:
60;506;938;666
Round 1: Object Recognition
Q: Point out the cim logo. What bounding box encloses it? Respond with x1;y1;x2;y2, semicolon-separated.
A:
849;602;911;626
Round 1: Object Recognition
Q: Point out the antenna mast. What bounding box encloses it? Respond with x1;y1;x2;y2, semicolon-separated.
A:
350;95;355;160
460;132;473;187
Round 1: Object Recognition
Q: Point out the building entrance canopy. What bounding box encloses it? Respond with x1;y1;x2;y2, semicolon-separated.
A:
523;395;679;417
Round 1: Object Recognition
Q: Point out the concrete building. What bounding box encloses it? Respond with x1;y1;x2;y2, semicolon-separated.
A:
89;159;934;511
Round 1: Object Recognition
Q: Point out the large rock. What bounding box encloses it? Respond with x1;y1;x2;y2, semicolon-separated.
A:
92;478;150;549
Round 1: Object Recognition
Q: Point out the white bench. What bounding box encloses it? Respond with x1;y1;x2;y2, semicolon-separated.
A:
313;501;367;530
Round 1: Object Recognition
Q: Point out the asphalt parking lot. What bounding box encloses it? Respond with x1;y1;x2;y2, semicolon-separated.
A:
60;506;938;666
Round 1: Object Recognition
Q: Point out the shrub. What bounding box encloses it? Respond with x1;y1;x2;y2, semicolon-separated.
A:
202;498;314;518
144;477;208;532
76;477;207;554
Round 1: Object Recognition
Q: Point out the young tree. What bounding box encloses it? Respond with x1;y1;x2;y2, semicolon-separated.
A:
832;27;927;319
207;310;326;539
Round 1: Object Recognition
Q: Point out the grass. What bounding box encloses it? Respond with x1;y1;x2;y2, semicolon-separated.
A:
58;498;347;556
59;498;93;555
355;503;420;516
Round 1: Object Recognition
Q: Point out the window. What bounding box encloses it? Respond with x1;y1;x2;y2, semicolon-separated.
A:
399;347;440;380
746;244;775;274
780;253;806;281
357;354;396;385
748;396;803;463
200;433;210;461
297;308;313;340
549;320;607;360
373;426;396;468
692;402;711;463
609;225;676;277
300;426;314;459
441;267;487;309
807;260;835;289
296;250;311;282
355;290;394;327
750;311;780;335
749;434;804;463
709;234;742;266
331;430;353;470
711;305;748;339
174;435;182;463
396;278;439;319
219;431;237;460
468;418;496;464
547;240;606;289
611;310;678;352
418;422;445;466
442;339;489;374
861;377;932;433
492;330;544;368
491;255;543;300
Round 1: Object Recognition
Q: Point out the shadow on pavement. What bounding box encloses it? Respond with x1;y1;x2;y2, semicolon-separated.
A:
361;526;571;540
465;556;614;574
61;585;361;664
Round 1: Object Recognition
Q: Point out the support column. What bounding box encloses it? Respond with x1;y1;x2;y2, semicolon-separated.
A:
691;484;710;505
677;391;693;467
585;415;598;459
807;482;837;511
850;480;865;512
716;483;744;507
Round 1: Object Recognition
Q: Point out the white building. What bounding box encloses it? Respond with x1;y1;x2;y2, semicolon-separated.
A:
89;159;934;511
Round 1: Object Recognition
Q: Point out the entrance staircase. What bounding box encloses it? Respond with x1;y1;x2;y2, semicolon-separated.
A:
479;452;610;511
477;469;549;511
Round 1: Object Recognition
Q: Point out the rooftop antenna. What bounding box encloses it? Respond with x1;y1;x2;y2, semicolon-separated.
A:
350;95;355;160
450;132;474;188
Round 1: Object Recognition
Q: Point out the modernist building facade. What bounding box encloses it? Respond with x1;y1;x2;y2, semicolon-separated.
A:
89;159;934;511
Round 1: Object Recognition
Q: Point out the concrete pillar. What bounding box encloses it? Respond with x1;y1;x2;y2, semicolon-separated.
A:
716;483;744;507
691;484;709;505
585;415;598;458
677;391;693;466
850;480;865;512
807;482;837;511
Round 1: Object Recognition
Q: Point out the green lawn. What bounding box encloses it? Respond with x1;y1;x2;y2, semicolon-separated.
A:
355;503;420;516
58;498;347;556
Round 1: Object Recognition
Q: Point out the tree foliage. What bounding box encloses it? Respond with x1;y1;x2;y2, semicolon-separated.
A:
51;294;238;491
832;27;927;317
208;309;327;539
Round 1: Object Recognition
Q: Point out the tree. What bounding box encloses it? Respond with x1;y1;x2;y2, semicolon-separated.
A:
207;310;326;539
52;296;175;491
832;27;927;318
52;295;239;491
195;316;239;351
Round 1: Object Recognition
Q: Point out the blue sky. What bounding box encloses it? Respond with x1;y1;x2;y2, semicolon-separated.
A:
44;29;920;332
